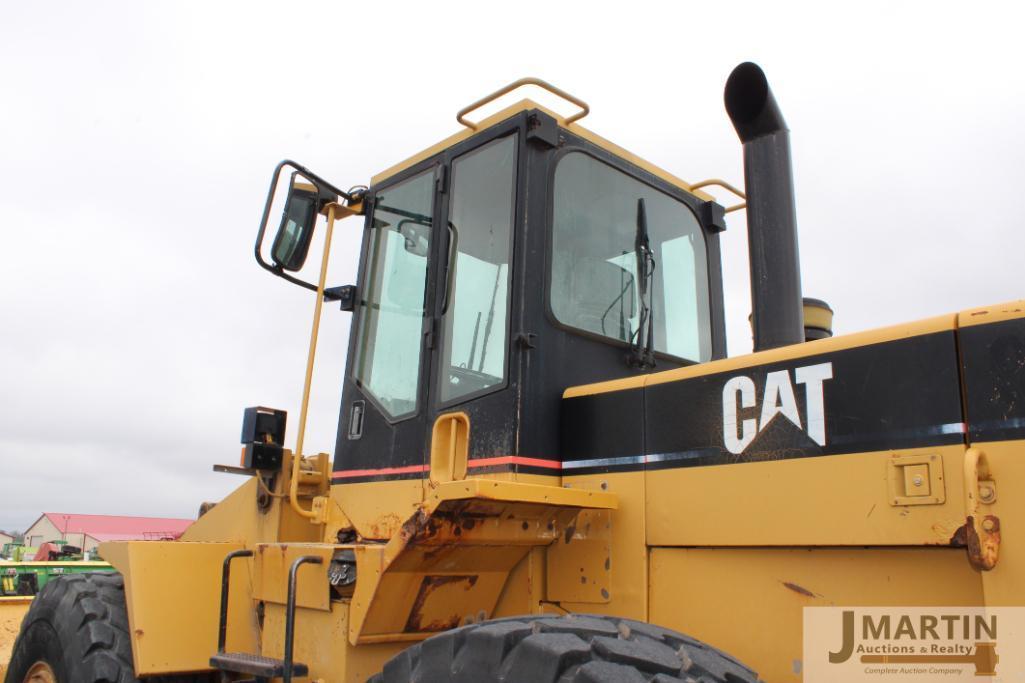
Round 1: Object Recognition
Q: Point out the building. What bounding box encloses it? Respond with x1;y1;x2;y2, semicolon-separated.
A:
0;532;13;547
22;513;194;553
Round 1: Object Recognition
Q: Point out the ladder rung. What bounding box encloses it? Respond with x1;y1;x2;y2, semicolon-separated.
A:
209;652;308;677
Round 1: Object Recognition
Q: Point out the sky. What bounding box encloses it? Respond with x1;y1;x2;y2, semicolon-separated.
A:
1;1;1023;531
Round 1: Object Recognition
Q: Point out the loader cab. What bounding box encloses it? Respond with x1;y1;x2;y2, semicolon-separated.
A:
331;97;728;490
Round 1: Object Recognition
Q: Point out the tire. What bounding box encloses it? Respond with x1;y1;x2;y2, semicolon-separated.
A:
4;573;212;683
370;613;761;683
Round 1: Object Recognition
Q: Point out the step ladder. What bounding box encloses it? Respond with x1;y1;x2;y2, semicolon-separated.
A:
209;549;321;682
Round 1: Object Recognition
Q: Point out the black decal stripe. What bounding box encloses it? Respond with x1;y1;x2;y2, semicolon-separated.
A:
562;330;965;472
960;317;1025;442
559;387;644;464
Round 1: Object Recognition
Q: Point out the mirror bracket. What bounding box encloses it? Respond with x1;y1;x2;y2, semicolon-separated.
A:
254;160;364;293
324;284;357;312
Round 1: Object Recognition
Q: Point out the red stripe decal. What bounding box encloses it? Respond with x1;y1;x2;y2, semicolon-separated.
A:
332;463;429;479
467;456;562;470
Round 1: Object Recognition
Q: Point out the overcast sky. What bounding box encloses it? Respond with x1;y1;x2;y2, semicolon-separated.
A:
2;2;1023;531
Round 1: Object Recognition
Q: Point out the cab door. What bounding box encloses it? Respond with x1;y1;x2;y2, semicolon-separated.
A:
331;161;443;535
425;127;521;478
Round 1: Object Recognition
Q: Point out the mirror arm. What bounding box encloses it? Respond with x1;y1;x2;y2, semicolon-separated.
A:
255;159;359;293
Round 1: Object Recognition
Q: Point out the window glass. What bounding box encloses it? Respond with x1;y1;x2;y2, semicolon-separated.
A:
353;171;434;419
552;152;711;361
440;135;517;403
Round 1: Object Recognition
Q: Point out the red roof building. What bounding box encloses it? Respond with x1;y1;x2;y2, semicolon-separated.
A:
22;512;193;552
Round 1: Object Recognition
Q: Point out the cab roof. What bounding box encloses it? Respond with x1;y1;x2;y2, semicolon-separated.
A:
370;98;714;203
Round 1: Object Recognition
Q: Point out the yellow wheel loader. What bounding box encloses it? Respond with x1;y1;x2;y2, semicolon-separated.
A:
5;63;1022;682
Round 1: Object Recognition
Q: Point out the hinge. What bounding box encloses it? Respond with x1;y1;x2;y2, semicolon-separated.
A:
516;332;537;349
435;166;448;194
362;196;375;227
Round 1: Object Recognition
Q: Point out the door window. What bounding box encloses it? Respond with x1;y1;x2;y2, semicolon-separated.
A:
352;170;434;419
439;135;517;403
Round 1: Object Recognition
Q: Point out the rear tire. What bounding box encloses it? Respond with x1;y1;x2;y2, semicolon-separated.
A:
370;613;761;683
4;573;212;683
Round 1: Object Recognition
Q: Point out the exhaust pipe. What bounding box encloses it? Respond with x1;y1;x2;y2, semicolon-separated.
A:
725;62;804;351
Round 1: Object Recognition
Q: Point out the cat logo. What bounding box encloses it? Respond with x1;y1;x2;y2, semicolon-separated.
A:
722;362;834;455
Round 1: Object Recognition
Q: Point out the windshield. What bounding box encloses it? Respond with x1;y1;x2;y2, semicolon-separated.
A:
551;152;711;362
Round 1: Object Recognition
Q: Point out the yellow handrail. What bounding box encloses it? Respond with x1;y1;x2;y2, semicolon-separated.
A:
456;77;590;131
689;178;747;213
289;204;338;519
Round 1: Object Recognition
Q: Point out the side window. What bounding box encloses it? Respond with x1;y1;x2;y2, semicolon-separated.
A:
551;152;711;362
352;171;434;419
439;135;517;403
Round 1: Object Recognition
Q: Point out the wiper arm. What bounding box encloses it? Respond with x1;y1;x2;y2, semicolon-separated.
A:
629;197;656;369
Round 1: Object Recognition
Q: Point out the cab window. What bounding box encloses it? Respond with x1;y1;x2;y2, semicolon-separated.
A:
551;152;711;362
352;170;434;419
439;134;517;403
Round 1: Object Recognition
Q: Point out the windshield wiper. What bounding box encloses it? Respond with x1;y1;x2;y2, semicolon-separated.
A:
628;197;656;369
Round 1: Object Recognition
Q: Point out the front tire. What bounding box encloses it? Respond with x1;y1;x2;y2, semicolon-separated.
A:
371;613;761;683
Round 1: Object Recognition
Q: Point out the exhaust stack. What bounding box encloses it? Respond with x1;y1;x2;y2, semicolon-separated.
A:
725;62;804;351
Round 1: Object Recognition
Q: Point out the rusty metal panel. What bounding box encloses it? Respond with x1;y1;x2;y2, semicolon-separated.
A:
546;509;611;604
552;473;648;622
354;545;528;643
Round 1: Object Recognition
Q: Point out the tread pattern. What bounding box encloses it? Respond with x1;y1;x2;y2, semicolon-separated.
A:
4;573;211;683
370;614;762;683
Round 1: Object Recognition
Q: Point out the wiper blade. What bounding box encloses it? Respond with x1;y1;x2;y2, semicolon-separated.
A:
629;197;656;369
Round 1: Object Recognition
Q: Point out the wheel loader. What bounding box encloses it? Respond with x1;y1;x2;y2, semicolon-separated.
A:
4;62;1023;683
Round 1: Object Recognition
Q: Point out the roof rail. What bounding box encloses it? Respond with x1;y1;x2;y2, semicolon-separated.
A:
456;77;589;131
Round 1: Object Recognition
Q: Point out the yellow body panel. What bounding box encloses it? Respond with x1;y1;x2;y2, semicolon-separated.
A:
100;541;255;675
252;543;334;611
649;548;985;683
0;597;32;679
646;445;967;547
332;479;425;540
260;602;403;683
958;298;1025;328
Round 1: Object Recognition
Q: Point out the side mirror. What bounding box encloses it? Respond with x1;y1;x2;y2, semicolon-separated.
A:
271;177;320;271
255;160;359;293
